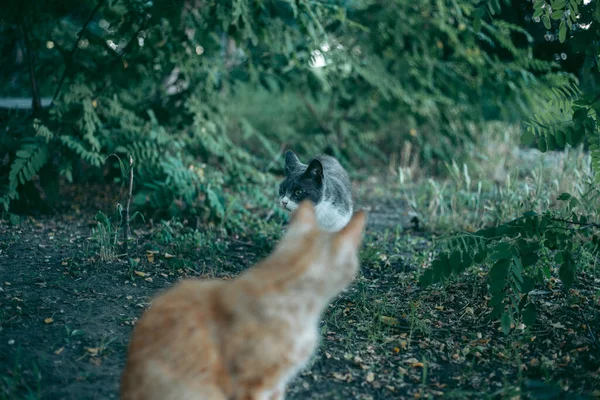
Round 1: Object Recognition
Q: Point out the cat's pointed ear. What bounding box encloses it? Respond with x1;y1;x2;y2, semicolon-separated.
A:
287;200;317;235
304;159;323;181
335;210;367;250
285;151;300;175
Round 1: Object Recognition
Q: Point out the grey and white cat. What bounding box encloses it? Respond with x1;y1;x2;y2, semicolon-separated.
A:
278;151;353;232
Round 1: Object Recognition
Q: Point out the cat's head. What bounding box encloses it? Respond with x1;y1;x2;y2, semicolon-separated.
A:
277;200;366;295
278;151;324;211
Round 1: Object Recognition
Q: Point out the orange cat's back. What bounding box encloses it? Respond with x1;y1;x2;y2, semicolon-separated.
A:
120;280;232;400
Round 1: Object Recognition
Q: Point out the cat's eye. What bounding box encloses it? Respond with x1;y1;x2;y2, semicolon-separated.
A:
294;189;303;196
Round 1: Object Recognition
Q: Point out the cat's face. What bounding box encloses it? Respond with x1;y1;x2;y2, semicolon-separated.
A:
279;151;323;211
278;201;366;294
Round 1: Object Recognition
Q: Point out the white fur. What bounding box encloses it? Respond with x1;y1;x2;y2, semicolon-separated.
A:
315;200;351;232
280;197;351;232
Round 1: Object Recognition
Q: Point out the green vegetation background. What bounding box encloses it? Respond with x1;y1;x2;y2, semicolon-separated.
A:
1;0;600;327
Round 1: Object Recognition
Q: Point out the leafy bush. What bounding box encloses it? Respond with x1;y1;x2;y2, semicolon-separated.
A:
0;0;581;220
416;0;600;331
420;192;600;330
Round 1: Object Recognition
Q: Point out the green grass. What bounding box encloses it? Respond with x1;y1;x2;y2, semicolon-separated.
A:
393;123;598;234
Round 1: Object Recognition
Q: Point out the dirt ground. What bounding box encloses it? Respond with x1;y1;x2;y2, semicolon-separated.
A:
1;183;599;400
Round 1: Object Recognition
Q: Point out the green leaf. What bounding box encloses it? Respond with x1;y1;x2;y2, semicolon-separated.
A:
538;137;548;153
551;0;566;9
546;134;557;151
542;15;551;29
569;0;578;14
450;250;464;273
559;21;567;42
8;213;20;226
551;10;564;20
501;311;512;335
133;192;148;206
522;276;536;293
522;303;537;326
16;150;31;158
559;252;575;290
521;130;535;146
555;130;566;148
566;127;584;146
533;7;544;18
489;302;504;320
521;252;539;268
489;259;510;293
489;292;505;307
557;192;572;201
473;16;482;32
419;269;434;287
490;242;512;261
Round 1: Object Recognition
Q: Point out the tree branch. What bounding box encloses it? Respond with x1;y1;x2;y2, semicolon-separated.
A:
549;217;600;230
51;0;106;105
298;91;331;134
19;19;41;115
93;18;149;101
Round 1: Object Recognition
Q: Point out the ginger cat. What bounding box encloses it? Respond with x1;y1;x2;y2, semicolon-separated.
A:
120;200;367;400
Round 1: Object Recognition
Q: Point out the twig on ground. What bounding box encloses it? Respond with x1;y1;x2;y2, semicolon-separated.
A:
579;309;600;351
52;0;105;105
124;155;134;255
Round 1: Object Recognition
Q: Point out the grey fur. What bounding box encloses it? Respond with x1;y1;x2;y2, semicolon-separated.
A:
279;151;353;229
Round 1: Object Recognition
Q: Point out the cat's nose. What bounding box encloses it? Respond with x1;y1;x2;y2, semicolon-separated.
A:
282;200;288;207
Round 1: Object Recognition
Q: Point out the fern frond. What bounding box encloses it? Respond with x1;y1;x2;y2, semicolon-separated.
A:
8;140;49;194
59;136;104;167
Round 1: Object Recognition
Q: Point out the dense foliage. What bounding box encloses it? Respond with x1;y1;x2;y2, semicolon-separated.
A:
2;0;600;328
2;0;595;221
420;0;600;328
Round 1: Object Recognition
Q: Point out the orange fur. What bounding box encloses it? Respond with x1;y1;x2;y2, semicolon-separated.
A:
121;201;367;400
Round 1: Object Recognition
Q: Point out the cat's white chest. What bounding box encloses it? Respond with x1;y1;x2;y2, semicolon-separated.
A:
315;200;351;232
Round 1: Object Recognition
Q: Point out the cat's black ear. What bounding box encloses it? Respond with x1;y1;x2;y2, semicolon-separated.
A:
285;151;300;175
304;159;324;182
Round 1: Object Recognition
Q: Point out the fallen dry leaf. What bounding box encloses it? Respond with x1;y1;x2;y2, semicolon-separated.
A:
164;253;175;259
90;357;102;366
332;372;349;381
134;270;146;277
44;318;54;324
86;347;99;356
380;316;400;326
366;371;375;382
146;253;155;263
54;347;64;355
411;362;425;368
145;277;153;283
